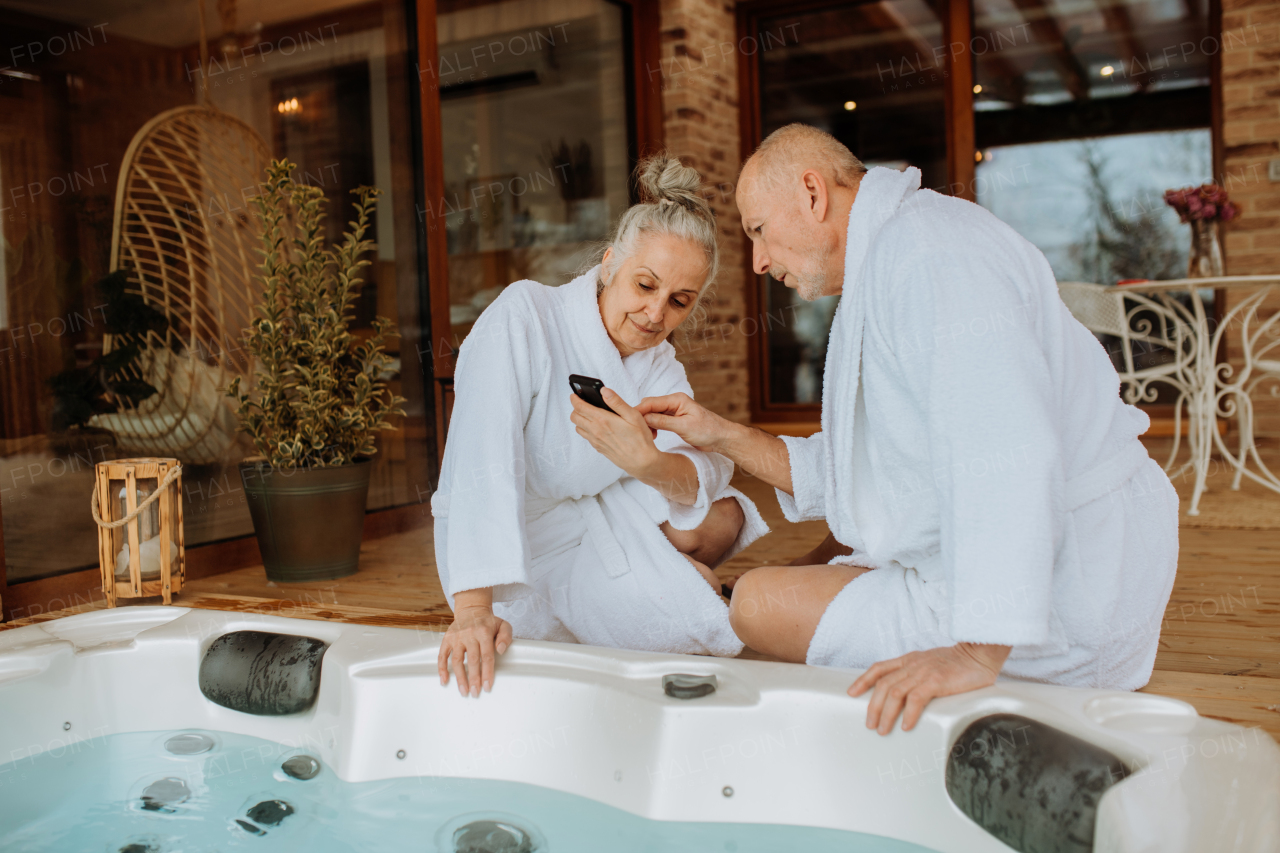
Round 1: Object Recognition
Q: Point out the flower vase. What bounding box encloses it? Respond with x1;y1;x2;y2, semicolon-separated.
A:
1188;220;1224;278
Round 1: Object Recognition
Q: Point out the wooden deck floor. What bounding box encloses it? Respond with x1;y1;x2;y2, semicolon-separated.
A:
5;464;1279;741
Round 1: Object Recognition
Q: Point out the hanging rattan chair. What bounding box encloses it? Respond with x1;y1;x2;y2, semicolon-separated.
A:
91;105;270;465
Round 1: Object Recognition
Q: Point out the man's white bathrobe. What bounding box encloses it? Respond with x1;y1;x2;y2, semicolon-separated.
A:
431;268;767;657
784;166;1179;689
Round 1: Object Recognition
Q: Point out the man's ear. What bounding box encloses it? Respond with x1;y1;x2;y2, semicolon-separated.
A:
801;169;830;223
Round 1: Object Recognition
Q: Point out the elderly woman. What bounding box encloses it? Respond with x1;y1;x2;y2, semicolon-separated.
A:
432;155;768;697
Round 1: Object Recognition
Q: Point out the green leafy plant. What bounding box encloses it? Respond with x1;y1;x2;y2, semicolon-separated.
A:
47;269;169;432
228;159;405;469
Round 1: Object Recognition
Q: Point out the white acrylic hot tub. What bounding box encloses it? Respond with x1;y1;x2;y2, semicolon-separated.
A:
0;606;1276;852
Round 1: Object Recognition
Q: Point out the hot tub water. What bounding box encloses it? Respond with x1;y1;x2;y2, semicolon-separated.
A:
0;730;940;852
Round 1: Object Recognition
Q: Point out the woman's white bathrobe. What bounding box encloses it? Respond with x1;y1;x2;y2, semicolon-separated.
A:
431;268;767;657
786;166;1179;689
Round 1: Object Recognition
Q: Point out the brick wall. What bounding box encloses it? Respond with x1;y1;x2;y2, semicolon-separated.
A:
1220;0;1280;437
657;0;752;423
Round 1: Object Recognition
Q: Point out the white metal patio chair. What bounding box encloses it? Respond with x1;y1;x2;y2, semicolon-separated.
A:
1226;298;1280;491
1057;281;1199;473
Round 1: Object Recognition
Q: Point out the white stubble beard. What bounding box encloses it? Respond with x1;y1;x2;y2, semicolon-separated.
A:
789;230;839;302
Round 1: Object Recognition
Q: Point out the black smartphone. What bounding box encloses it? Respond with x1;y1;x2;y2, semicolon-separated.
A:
569;374;615;414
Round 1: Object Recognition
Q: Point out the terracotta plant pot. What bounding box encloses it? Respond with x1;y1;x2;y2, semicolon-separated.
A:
239;458;371;582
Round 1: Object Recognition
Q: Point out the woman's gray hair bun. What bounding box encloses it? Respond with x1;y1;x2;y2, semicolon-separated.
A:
596;154;720;328
636;155;715;219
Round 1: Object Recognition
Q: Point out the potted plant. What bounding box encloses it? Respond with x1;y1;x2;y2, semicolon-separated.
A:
228;159;405;582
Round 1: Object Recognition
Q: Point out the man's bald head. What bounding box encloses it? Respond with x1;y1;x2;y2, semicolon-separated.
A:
740;124;866;199
736;124;864;301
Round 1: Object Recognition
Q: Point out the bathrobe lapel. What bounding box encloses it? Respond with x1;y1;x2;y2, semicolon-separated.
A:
563;266;654;407
823;166;921;549
559;267;668;580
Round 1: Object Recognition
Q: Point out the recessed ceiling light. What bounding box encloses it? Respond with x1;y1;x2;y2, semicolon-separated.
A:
975;150;983;162
844;100;856;111
973;84;983;94
1100;65;1115;76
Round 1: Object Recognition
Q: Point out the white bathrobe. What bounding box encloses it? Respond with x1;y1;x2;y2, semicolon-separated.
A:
431;268;768;657
784;166;1179;689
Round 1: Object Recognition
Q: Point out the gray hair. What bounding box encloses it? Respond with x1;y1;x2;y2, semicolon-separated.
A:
747;123;867;192
593;154;719;329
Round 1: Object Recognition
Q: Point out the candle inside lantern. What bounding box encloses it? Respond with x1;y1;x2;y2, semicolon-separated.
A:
114;481;178;581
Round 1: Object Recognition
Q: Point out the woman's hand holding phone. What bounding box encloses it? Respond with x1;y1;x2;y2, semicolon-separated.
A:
569;386;701;505
569;387;660;473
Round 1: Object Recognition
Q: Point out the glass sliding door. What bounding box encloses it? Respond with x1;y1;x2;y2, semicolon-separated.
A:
751;0;947;409
0;0;433;584
740;0;1212;419
429;0;634;429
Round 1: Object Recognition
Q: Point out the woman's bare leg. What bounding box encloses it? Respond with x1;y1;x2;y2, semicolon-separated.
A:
661;496;744;567
728;564;873;662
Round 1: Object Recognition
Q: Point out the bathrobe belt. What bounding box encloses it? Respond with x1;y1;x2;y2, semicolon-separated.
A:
1063;442;1152;513
525;493;633;579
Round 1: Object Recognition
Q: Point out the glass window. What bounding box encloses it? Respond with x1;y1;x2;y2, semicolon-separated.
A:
432;0;632;349
0;1;432;583
975;129;1212;284
972;0;1212;283
755;0;947;406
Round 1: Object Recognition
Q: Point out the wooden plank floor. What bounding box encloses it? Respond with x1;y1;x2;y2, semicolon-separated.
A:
5;461;1279;740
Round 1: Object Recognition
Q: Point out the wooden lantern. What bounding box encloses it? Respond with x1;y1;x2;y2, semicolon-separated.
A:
92;457;185;606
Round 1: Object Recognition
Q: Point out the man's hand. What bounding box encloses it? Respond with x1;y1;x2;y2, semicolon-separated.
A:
637;392;732;451
849;643;1011;734
639;392;795;494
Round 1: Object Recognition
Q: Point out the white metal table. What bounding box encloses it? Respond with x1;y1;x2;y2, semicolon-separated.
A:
1107;276;1280;514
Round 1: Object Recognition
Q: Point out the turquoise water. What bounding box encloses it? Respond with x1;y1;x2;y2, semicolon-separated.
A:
0;730;937;852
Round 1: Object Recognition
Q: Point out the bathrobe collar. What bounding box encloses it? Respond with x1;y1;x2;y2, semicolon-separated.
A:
840;165;922;298
563;265;666;406
822;166;921;549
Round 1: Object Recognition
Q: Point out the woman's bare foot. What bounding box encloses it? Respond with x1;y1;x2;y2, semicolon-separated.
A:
682;553;721;593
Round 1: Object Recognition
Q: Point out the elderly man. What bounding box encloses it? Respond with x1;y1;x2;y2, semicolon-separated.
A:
639;124;1179;735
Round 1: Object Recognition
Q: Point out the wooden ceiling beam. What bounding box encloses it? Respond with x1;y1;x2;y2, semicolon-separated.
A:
1005;0;1092;100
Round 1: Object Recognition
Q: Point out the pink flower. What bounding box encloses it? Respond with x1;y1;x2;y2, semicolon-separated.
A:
1166;183;1236;223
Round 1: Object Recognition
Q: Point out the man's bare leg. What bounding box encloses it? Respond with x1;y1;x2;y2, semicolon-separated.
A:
722;530;853;592
728;565;873;662
661;496;744;567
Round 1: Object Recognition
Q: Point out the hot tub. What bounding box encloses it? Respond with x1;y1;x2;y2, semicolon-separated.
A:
0;607;1276;852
